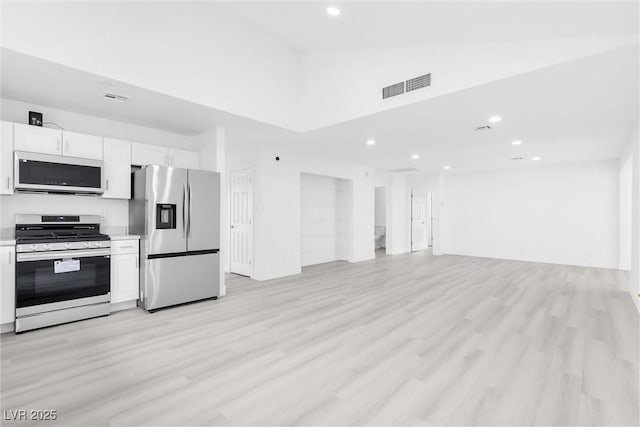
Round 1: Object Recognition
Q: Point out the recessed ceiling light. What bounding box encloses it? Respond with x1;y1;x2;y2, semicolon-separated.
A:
443;165;450;170
532;156;541;161
326;6;341;16
411;154;420;159
489;116;502;123
366;139;376;146
512;140;522;145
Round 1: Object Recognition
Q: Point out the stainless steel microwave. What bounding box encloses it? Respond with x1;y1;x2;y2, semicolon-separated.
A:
14;151;104;194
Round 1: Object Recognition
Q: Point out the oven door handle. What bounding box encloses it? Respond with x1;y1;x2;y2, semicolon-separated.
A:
16;249;111;262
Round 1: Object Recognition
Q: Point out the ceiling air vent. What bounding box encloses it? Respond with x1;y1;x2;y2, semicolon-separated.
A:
406;73;431;93
104;92;129;103
382;82;405;99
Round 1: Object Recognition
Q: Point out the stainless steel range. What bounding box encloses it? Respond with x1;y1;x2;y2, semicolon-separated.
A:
14;214;111;333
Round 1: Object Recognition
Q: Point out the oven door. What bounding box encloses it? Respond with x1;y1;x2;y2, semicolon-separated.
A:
16;249;110;310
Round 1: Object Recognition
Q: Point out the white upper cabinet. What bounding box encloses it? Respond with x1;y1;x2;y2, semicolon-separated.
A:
169;148;199;169
13;124;103;160
132;142;200;169
131;142;168;166
0;121;14;195
62;131;103;160
103;138;131;199
14;123;62;155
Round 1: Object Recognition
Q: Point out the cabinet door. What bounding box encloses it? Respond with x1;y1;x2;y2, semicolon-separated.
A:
0;247;15;325
14;123;62;155
0;121;14;195
169;148;199;169
62;131;103;160
131;142;168;166
111;252;139;304
103;138;131;199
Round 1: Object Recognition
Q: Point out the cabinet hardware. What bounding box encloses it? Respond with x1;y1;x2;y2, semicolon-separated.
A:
8;251;12;265
106;179;110;191
119;245;133;249
6;176;9;190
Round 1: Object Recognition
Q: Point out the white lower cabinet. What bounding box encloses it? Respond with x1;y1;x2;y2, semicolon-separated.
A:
110;240;139;304
0;246;15;326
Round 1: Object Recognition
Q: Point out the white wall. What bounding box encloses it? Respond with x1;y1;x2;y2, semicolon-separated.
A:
226;140;375;281
442;160;620;269
196;126;227;297
374;186;386;227
1;2;301;130
620;157;633;270
300;173;349;267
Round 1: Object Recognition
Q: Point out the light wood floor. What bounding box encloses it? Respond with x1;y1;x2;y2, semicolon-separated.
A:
1;251;638;426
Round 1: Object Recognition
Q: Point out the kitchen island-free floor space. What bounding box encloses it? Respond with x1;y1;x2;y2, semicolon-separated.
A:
1;251;638;426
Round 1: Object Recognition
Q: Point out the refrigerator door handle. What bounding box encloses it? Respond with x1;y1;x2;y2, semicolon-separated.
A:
182;182;187;238
188;182;193;237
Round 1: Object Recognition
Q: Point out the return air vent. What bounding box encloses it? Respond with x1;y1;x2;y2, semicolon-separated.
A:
382;72;431;100
104;92;129;103
382;82;405;99
406;73;431;92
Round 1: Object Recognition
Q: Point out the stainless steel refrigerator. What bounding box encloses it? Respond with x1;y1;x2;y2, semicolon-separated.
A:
130;165;220;311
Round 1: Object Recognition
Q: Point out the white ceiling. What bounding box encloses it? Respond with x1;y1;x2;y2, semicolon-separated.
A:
0;48;278;136
221;1;639;51
228;44;639;172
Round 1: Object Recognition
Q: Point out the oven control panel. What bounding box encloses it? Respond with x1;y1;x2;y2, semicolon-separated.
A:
16;240;112;253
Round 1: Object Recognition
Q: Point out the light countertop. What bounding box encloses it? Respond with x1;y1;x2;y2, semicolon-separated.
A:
109;234;140;241
0;228;15;247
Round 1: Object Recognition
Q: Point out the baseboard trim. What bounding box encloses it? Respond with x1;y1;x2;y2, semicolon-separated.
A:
111;300;137;312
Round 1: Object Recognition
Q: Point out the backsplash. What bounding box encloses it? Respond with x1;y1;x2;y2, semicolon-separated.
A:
0;193;128;230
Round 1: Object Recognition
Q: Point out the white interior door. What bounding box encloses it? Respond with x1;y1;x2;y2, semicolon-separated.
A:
411;187;428;252
230;168;253;276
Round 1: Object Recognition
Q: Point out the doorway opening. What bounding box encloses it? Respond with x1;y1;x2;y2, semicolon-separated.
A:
411;187;432;252
374;186;387;255
300;173;350;267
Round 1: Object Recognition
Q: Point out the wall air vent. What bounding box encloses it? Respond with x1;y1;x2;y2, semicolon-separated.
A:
406;73;431;92
382;82;405;99
104;93;129;103
474;125;492;131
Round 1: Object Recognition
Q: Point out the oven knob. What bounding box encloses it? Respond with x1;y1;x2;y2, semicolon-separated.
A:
65;243;71;249
84;242;90;248
95;242;102;247
29;244;36;251
43;244;50;250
